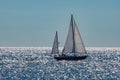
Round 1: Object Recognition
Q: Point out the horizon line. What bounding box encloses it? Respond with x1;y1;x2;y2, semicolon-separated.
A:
0;46;120;48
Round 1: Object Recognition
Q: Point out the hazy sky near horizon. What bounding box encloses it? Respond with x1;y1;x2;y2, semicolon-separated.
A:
0;0;120;47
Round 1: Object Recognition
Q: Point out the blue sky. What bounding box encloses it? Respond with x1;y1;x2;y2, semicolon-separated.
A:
0;0;120;47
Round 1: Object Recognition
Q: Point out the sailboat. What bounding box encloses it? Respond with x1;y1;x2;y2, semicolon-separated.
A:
52;14;87;60
51;31;59;56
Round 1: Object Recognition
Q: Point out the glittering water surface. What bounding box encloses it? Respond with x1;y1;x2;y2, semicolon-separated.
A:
0;47;120;80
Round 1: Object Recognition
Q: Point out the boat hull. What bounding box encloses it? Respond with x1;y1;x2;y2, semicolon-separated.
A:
54;55;87;60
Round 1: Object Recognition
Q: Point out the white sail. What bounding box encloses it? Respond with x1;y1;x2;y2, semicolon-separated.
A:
51;31;59;54
62;15;74;53
74;20;86;54
62;14;86;54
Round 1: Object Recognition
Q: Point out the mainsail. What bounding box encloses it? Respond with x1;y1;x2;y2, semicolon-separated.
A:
51;31;59;54
62;14;86;54
62;15;74;53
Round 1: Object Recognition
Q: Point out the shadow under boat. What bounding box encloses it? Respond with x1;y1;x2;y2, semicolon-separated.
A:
54;54;87;61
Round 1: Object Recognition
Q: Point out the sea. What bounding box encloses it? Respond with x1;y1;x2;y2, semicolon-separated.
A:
0;47;120;80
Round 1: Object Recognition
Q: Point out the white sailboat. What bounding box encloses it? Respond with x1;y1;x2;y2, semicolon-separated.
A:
51;31;59;55
52;14;87;60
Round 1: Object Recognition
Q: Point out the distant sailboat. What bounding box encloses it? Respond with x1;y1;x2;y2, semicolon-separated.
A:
51;31;59;55
52;14;87;60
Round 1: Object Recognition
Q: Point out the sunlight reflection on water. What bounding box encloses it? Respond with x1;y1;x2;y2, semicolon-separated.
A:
0;47;120;80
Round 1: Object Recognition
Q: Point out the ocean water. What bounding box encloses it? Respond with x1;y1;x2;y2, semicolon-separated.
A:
0;47;120;80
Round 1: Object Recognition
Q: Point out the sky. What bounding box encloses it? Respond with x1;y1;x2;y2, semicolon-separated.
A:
0;0;120;47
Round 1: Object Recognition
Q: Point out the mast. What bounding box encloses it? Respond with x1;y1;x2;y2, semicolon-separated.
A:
71;14;75;53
